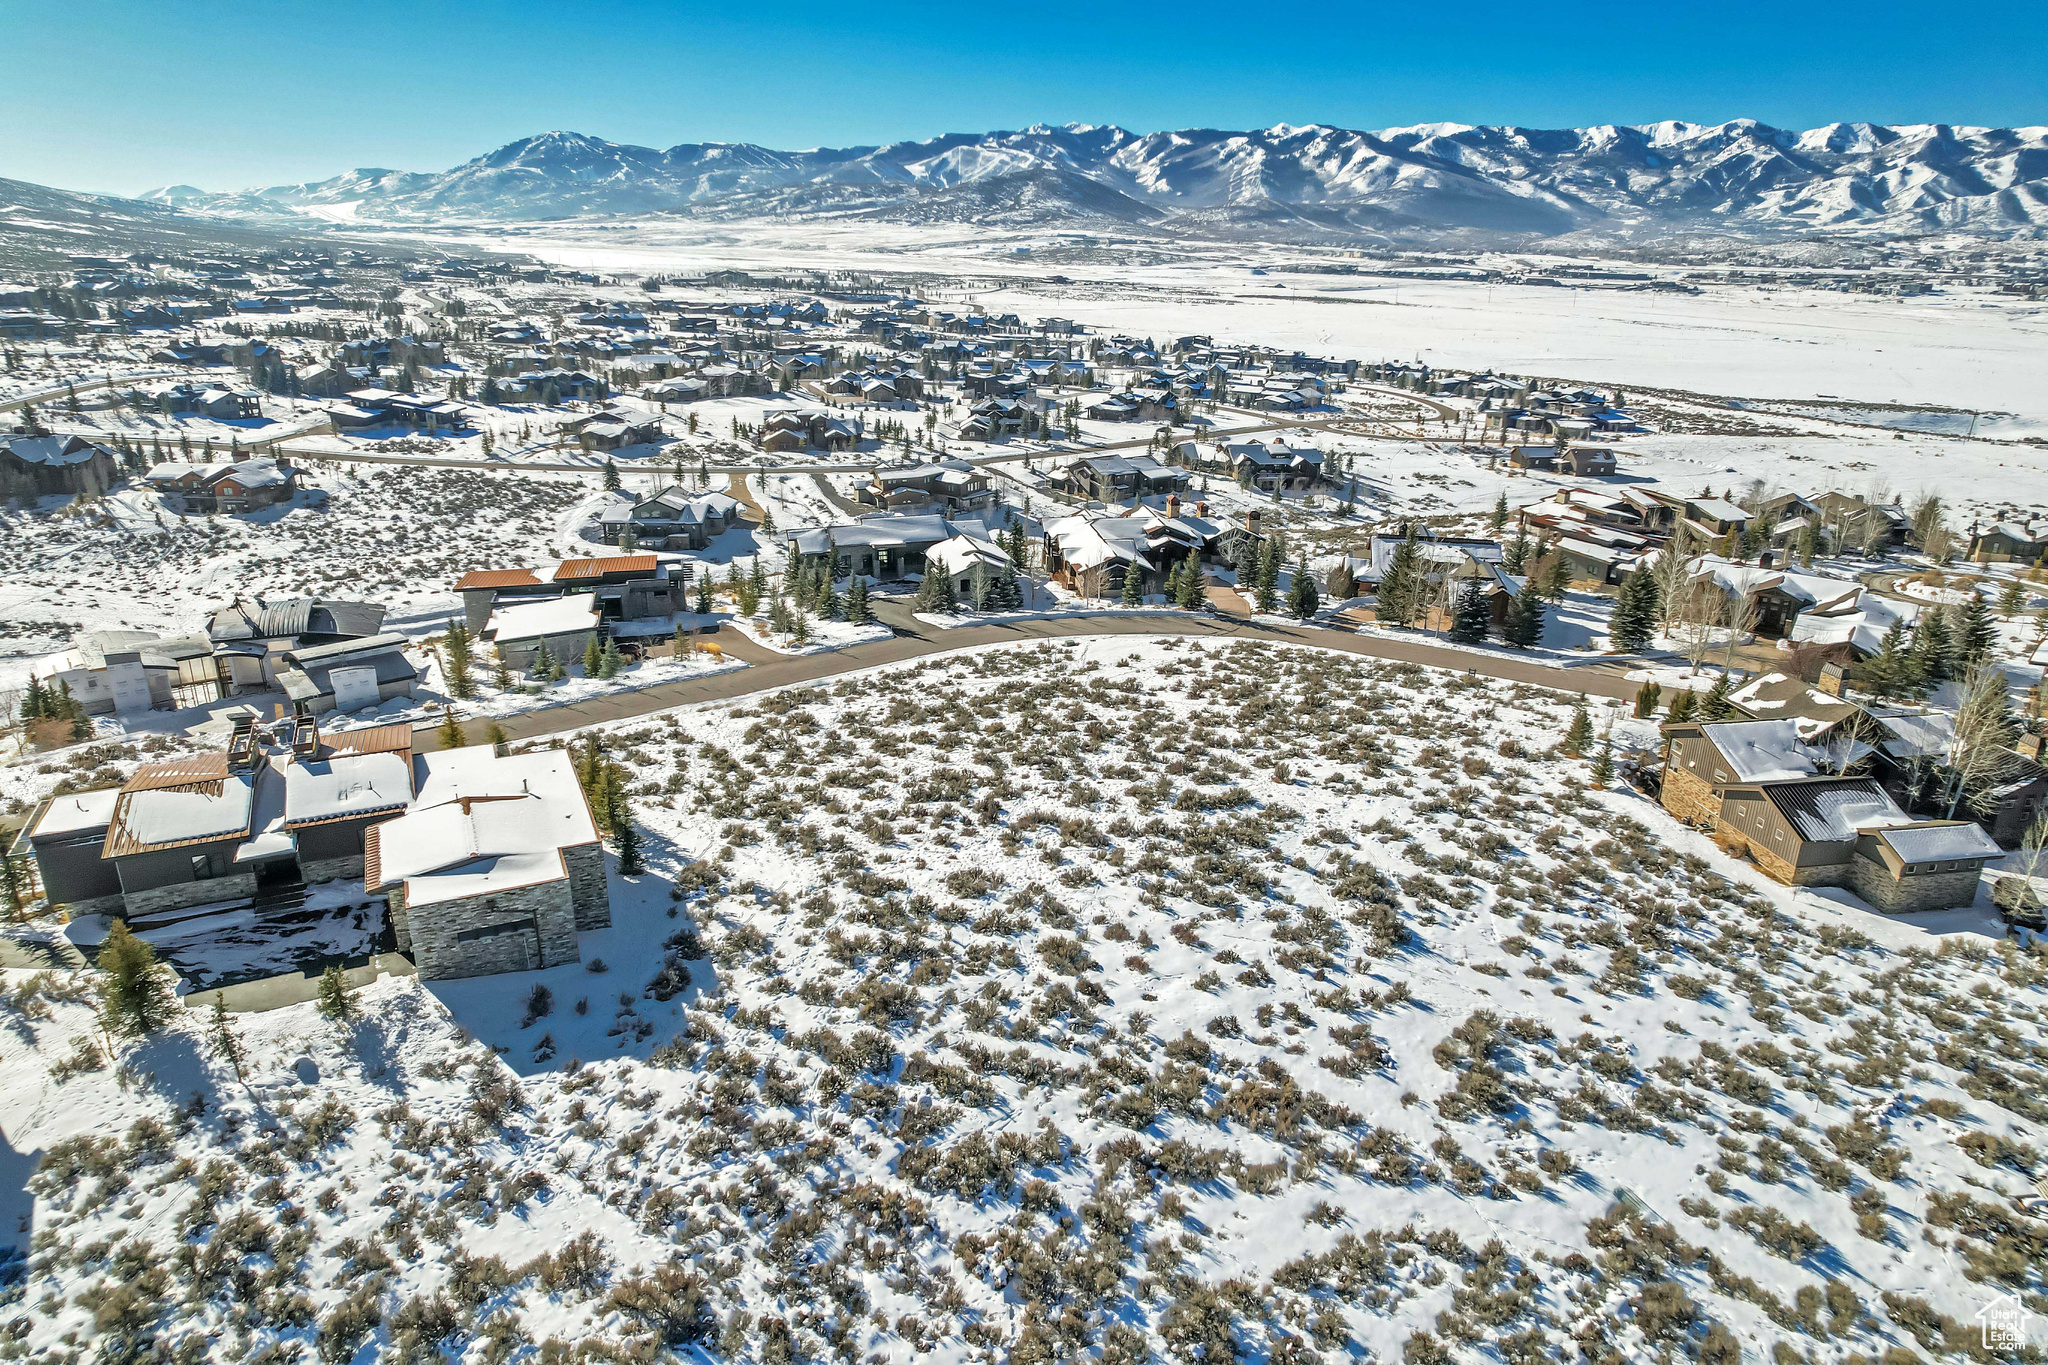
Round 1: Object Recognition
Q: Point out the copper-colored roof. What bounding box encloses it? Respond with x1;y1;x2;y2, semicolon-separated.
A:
325;724;414;758
363;820;386;891
121;752;230;792
553;554;657;582
101;779;252;860
454;568;542;591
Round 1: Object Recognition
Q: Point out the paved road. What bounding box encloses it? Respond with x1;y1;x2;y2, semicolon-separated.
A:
412;602;1635;751
0;369;184;413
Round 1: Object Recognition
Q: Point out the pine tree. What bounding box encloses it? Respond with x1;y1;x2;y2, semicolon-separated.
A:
1543;547;1571;599
1700;672;1736;720
1998;578;2026;618
486;719;509;747
530;639;556;681
1591;739;1615;790
1609;571;1659;652
1122;560;1145;607
1506;579;1547;648
1861;619;1924;700
1328;560;1356;601
618;524;638;553
694;576;714;617
1564;696;1594;756
1286;556;1320;620
582;633;602;676
790;608;813;647
317;965;356;1024
1634;680;1663;717
1490;491;1509;531
1175;551;1206;610
598;639;624;680
208;994;245;1081
602;459;620;491
1912;606;1954;682
1795;522;1819;568
443;618;475;699
845;574;871;625
1667;688;1699;724
1378;527;1423;626
437;706;467;750
1450;579;1491;643
1956;593;1997;664
98;921;175;1039
1503;529;1531;576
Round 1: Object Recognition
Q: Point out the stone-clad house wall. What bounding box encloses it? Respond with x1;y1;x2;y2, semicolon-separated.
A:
1661;763;1721;826
399;875;581;980
1846;857;1983;913
564;842;610;930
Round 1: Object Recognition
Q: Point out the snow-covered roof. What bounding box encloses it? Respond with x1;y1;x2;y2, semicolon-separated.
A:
282;750;413;827
484;595;598;643
29;788;120;839
1698;719;1818;782
926;534;1012;576
1762;779;1909;843
1871;822;2002;863
1688;498;1750;521
105;767;260;856
368;746;598;904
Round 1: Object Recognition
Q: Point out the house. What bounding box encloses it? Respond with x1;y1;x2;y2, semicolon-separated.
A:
860;461;998;517
1057;453;1190;505
1661;719;1834;826
1813;492;1909;551
364;743;610;979
1337;534;1504;599
564;410;665;452
277;721;417;882
788;515;955;580
598;488;740;550
1558;445;1617;478
146;457;298;513
1713;776;1999;909
923;532;1015;600
1222;441;1323;492
756;409;858;453
275;635;421;717
482;595;601;672
1041;514;1165;599
92;726;289;916
1;434;119;500
32;631;219;716
207;596;388;693
1966;521;2048;565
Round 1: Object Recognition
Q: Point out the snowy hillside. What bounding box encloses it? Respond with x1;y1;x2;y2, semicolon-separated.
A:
158;121;2048;237
5;639;2043;1362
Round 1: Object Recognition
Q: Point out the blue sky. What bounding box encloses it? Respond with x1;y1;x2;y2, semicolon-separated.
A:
5;0;2044;195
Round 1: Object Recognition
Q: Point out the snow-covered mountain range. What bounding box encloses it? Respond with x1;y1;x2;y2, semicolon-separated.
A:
146;120;2048;239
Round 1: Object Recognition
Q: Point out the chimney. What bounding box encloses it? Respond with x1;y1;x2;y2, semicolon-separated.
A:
1196;501;1208;518
2018;733;2043;762
292;715;320;760
1245;510;1262;535
1166;493;1181;519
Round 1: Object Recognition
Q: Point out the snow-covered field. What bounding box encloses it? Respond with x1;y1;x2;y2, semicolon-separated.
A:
4;637;2042;1363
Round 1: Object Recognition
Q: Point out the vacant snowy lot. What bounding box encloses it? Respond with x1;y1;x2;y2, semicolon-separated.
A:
4;638;2042;1363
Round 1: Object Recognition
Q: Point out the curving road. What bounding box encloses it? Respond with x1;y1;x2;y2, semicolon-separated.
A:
412;599;1635;751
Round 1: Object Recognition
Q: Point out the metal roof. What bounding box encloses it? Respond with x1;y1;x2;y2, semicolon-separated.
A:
454;568;542;591
554;555;658;582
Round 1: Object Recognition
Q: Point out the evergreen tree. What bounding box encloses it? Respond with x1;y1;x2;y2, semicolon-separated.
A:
436;706;467;750
1666;688;1699;724
1543;546;1571;599
1911;606;1954;682
1506;579;1547;647
1956;593;1997;665
582;633;602;676
1860;619;1924;700
98;921;175;1039
694;576;714;617
1286;556;1320;620
1122;561;1145;607
1795;522;1819;568
530;639;556;681
993;564;1024;611
1591;739;1615;790
845;574;871;625
1449;579;1491;643
485;719;509;747
1490;491;1509;532
598;639;624;680
317;965;357;1024
618;524;638;553
1609;571;1659;652
1634;680;1663;718
1997;578;2026;618
1377;526;1424;626
208;994;245;1081
443;618;475;699
748;557;768;601
1503;529;1532;576
1564;696;1594;756
1700;672;1736;720
602;459;620;491
1175;551;1206;610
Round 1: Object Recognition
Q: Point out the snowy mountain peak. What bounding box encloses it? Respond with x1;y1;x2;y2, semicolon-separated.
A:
157;118;2048;239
